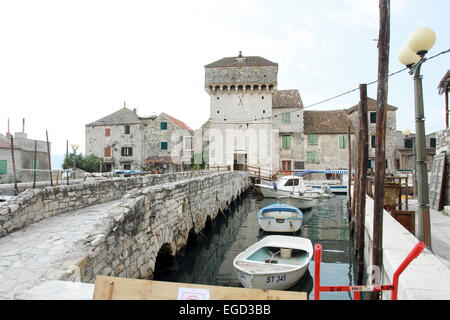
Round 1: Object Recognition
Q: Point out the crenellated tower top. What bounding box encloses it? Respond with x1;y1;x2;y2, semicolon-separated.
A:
204;53;278;94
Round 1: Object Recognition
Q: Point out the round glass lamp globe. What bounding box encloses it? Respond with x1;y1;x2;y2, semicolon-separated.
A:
398;44;420;66
402;128;411;136
407;26;436;55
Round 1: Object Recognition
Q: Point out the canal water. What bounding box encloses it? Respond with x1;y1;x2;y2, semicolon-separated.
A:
153;190;356;300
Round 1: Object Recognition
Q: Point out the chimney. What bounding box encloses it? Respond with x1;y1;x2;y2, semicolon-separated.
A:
133;108;137;115
22;118;25;133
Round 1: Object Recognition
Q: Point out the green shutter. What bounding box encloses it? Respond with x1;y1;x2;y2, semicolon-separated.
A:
160;122;167;130
339;135;347;149
282;136;291;149
0;160;6;175
32;159;40;176
282;112;290;123
161;141;168;150
307;152;312;163
314;152;319;163
309;134;317;144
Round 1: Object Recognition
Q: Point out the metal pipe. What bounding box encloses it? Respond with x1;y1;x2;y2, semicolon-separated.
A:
314;244;322;300
391;241;426;300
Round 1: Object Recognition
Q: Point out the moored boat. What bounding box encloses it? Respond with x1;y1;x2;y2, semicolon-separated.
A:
276;195;317;210
233;235;313;290
257;203;303;233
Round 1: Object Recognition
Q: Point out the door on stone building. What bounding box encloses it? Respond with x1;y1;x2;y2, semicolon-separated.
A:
233;153;247;171
281;160;292;176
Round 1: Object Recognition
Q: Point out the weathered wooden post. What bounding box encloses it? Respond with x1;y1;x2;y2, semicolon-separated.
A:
33;140;37;188
46;130;53;186
10;136;18;195
372;0;390;300
356;84;369;285
347;123;352;223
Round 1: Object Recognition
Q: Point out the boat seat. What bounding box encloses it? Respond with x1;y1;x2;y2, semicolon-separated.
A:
236;260;297;273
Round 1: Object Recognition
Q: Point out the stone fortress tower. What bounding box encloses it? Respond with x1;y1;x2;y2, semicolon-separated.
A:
204;52;280;172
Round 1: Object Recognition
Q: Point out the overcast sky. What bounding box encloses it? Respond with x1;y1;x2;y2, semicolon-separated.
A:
1;0;449;155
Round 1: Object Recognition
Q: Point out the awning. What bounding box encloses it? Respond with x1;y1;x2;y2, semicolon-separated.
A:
294;169;354;176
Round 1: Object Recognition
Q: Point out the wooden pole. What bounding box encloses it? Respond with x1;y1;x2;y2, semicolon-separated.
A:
356;84;369;285
10;136;18;195
445;89;448;129
46;130;53;186
33;140;37;188
66;140;69;185
347;123;352;223
372;0;390;300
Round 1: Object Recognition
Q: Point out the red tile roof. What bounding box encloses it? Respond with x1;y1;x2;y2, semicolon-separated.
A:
162;113;193;133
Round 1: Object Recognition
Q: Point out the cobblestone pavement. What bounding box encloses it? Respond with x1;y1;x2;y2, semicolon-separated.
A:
0;200;121;299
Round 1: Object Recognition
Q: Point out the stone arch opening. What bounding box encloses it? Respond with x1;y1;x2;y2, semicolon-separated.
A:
153;242;176;281
245;85;251;91
222;85;228;91
253;84;259;91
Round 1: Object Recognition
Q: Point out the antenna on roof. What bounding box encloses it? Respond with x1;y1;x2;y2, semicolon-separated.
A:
124;101;126;108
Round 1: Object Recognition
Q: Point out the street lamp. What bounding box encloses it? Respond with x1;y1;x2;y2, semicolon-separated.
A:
402;128;416;196
398;26;436;249
71;144;79;179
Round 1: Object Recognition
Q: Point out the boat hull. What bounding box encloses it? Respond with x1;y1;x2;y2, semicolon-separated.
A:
256;185;294;198
235;265;309;290
258;216;302;233
233;235;313;290
277;196;318;210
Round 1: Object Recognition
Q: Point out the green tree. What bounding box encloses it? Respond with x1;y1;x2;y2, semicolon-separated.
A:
63;153;105;173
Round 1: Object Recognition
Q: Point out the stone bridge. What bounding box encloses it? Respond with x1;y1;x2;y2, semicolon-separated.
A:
0;171;250;299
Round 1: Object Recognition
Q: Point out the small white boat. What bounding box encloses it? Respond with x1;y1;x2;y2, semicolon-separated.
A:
233;235;313;290
257;203;303;233
255;176;305;198
276;194;318;210
295;169;352;195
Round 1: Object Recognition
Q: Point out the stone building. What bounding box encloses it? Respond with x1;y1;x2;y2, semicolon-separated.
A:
0;131;51;184
205;53;306;174
303;109;354;170
144;112;194;172
85;107;193;172
347;97;398;172
203;53;401;174
394;130;437;172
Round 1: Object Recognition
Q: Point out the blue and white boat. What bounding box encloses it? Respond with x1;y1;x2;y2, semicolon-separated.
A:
257;203;303;233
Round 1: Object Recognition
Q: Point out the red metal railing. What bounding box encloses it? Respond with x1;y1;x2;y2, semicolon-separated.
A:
314;241;426;300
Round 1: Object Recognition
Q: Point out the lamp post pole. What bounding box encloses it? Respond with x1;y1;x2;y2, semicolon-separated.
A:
412;60;432;248
398;26;436;249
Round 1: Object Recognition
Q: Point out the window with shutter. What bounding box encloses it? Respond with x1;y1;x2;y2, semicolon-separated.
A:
0;160;7;174
339;135;347;149
314;152;319;163
104;147;111;157
308;134;317;144
160;122;168;130
161;141;168;150
105;128;110;137
282;112;290;123
282;136;291;149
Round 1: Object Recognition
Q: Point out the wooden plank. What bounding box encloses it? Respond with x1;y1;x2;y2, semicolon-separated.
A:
93;276;307;300
429;152;446;211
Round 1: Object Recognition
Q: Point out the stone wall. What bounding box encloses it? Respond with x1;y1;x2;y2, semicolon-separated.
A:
0;171;212;238
69;171;250;283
